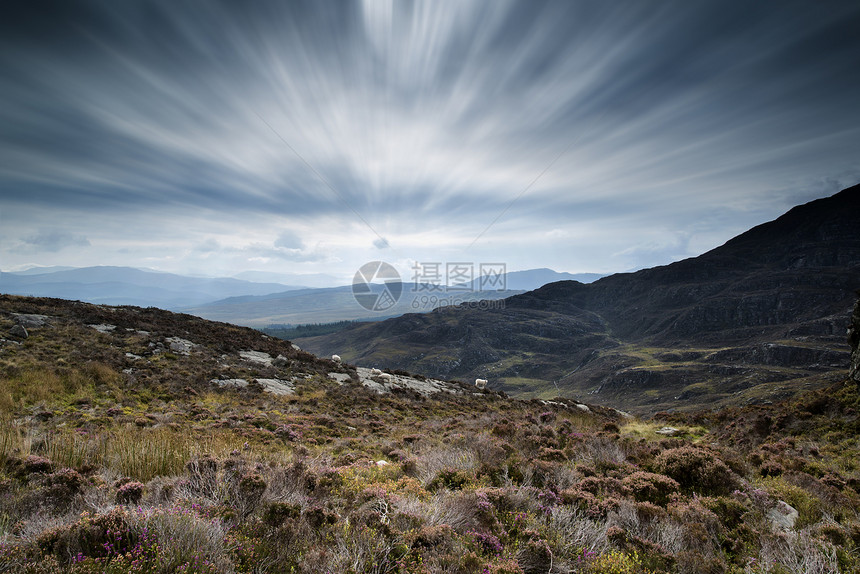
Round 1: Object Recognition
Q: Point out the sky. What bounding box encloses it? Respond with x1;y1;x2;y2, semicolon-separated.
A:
1;0;860;286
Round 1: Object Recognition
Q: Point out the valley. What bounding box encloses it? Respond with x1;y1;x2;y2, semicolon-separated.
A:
296;185;860;413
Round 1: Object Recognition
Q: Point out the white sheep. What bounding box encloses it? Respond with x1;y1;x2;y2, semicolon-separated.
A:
370;368;382;376
332;354;342;363
475;378;488;390
378;373;393;381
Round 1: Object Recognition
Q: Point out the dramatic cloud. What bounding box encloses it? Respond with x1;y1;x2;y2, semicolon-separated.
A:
1;1;859;281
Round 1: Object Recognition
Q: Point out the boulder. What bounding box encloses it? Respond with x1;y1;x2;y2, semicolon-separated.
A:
239;350;272;365
767;500;798;532
9;324;28;339
213;378;249;389
166;337;195;355
13;314;52;328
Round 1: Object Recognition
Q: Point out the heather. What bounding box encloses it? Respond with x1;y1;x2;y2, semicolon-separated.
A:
0;295;859;573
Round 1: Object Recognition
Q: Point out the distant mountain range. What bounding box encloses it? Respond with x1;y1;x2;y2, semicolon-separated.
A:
232;270;340;288
0;265;594;327
295;184;860;414
184;268;602;327
182;283;525;327
0;266;300;309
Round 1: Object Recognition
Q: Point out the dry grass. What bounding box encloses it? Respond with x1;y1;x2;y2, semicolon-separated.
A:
0;295;858;574
31;427;251;482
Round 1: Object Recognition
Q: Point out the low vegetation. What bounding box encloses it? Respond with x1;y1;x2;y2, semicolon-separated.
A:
0;295;858;573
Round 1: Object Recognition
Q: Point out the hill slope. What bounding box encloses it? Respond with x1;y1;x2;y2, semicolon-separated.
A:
1;295;859;573
297;185;860;413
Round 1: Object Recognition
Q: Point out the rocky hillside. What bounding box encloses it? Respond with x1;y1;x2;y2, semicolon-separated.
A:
1;295;859;573
0;295;490;406
297;184;860;413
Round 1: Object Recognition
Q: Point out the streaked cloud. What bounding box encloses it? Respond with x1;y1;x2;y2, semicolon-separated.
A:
1;1;859;281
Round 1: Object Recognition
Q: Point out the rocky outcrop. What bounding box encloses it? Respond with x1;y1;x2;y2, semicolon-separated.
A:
849;292;860;383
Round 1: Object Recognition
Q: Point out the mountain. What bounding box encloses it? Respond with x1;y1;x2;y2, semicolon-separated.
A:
185;268;594;327
184;283;525;327
296;184;860;413
464;268;604;290
0;266;300;309
232;269;340;288
5;265;78;275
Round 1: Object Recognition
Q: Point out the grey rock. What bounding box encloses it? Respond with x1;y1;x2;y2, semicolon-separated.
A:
13;314;52;328
239;350;272;366
767;500;799;532
328;372;351;385
351;367;462;396
273;354;290;368
656;426;680;436
10;324;28;339
213;378;249;389
165;337;195;355
89;324;116;333
254;378;295;395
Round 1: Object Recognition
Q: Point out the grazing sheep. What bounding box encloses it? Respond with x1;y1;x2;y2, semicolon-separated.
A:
332;354;342;363
475;378;488;390
370;368;382;376
378;373;393;381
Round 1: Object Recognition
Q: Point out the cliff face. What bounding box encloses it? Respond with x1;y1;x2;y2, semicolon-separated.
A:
850;293;860;383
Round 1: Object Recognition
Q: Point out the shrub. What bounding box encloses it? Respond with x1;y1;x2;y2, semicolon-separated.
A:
45;468;85;492
115;481;144;504
517;536;552;574
544;506;609;556
304;505;338;529
236;472;267;517
468;530;504;557
408;524;456;551
261;501;301;527
36;508;134;565
759;460;785;477
428;467;472;491
622;471;679;506
24;455;54;474
36;467;87;512
654;446;737;495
